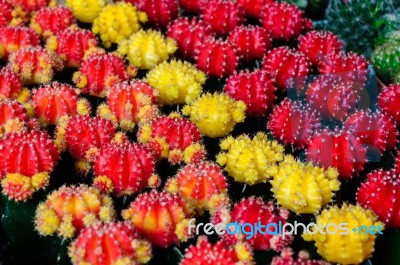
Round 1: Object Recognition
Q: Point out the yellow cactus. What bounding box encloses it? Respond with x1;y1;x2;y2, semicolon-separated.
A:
216;132;285;185
66;0;106;23
92;2;148;48
182;92;246;138
270;155;340;214
117;30;177;70
303;204;384;265
145;60;206;105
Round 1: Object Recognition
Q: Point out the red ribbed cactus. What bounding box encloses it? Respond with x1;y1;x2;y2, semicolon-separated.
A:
306;129;367;179
8;46;63;85
378;83;400;125
318;52;369;88
73;52;133;98
69;222;153;265
137;113;205;165
212;197;292;251
237;0;274;18
196;38;238;78
224;70;276;117
167;17;214;59
165;161;229;214
122;190;193;248
55;115;117;173
97;80;158;131
32;82;90;126
124;0;179;28
0;100;31;137
35;184;115;238
30;7;75;38
93;142;159;196
228;25;271;62
0;130;59;201
178;0;203;13
10;0;51;13
0;0;14;27
0;68;27;102
271;248;330;265
201;0;244;36
181;236;254;265
0;26;39;60
344;110;398;153
357;169;400;228
46;27;98;68
268;99;321;149
262;46;312;91
298;30;343;65
260;2;305;41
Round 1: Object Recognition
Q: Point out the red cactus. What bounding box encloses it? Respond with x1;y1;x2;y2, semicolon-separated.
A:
212;197;292;251
306;76;360;121
73;52;132;98
32;82;90;126
260;2;305;41
271;248;330;265
166;161;228;213
122;190;193;248
237;0;274;18
178;0;203;13
93;142;159;196
306;129;367;179
262;46;312;91
201;0;244;36
0;0;14;27
196;38;238;78
0;130;59;201
318;52;369;88
395;151;400;173
224;70;276;117
124;0;179;28
69;222;153;265
30;7;75;38
228;25;272;62
298;30;343;65
10;0;51;13
98;80;158;131
0;68;24;100
138;113;205;164
0;26;40;60
268;98;321;149
378;83;400;125
343;110;398;153
46;27;98;68
181;236;254;265
0;100;30;136
357;169;400;228
8;46;63;85
167;17;214;60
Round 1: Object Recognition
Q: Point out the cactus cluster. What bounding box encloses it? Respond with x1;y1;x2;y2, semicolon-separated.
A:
30;7;75;38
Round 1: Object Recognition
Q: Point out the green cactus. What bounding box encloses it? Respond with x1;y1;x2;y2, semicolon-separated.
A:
372;38;400;83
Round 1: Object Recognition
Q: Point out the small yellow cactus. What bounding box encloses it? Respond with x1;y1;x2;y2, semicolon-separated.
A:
92;2;148;48
270;155;340;214
303;204;384;265
182;92;246;138
65;0;106;23
145;60;206;105
117;29;177;70
216;132;285;185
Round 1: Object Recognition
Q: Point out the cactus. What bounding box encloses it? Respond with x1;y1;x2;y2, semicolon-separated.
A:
178;0;204;13
271;248;330;265
303;204;383;265
237;0;274;18
216;132;285;185
270;155;340;214
93;142;160;196
92;2;147;48
145;60;206;105
30;7;75;38
122;190;193;248
65;0;106;23
10;0;53;13
0;130;59;201
378;83;400;125
0;68;30;103
182;92;246;138
372;39;400;83
118;29;177;70
35;184;115;238
0;100;31;137
0;26;39;60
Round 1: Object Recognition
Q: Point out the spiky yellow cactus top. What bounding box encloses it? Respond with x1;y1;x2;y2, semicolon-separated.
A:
92;2;148;48
65;0;106;23
270;155;340;214
303;204;384;265
182;92;246;138
216;132;285;185
117;29;177;70
145;60;206;105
